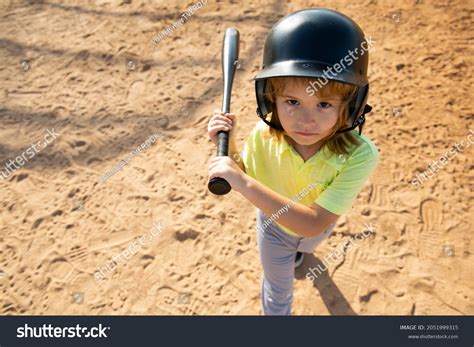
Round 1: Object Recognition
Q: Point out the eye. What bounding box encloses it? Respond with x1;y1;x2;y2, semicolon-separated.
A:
285;99;299;106
318;102;332;109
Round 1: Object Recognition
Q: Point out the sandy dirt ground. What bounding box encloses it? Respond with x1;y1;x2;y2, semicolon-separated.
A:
0;0;472;315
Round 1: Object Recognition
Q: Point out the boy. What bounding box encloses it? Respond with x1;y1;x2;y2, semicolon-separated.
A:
208;8;379;315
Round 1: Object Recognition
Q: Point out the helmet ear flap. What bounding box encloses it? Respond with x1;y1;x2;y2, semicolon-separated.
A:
255;79;284;130
338;84;371;134
255;79;273;117
255;79;281;130
347;84;369;126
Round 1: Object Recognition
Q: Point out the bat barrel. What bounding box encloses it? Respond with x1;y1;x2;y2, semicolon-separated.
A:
222;28;239;114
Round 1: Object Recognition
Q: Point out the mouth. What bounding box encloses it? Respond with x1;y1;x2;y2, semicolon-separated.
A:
295;131;319;137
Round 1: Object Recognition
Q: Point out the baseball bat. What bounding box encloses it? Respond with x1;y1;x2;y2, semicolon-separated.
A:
208;27;240;195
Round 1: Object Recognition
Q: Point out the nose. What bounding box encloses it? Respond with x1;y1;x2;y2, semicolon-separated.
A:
294;108;317;129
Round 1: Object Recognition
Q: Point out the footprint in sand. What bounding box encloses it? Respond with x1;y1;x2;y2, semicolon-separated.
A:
369;184;390;207
417;199;444;259
330;266;361;301
127;80;145;101
48;257;74;282
64;245;89;265
370;164;392;186
369;163;403;209
377;212;405;241
157;287;203;315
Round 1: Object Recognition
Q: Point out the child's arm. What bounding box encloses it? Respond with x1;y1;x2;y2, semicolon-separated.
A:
208;156;337;237
236;173;338;237
229;136;245;173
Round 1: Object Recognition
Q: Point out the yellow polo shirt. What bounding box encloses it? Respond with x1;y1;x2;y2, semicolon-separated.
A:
241;120;380;236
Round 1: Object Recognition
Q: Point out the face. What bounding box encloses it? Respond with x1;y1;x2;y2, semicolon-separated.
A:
275;82;342;147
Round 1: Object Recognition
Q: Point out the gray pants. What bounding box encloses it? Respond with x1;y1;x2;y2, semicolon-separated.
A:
256;209;335;315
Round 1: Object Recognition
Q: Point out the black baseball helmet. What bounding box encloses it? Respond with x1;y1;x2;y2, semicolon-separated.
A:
255;8;372;134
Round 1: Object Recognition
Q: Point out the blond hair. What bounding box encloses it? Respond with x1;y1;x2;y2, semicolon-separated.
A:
263;77;361;155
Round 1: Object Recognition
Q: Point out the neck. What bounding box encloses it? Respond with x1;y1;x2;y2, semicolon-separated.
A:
286;136;323;162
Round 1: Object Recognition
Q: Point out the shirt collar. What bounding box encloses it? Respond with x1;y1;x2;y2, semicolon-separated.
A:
277;136;293;155
277;135;332;163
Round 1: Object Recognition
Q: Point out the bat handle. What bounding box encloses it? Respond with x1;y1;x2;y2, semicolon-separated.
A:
208;130;232;195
